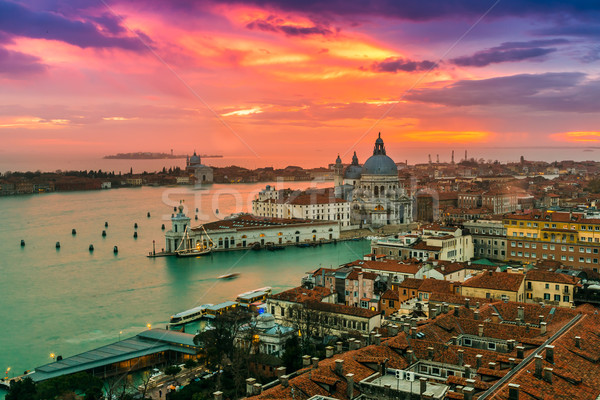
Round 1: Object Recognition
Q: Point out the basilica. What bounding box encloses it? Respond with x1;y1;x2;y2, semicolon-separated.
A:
186;151;213;184
334;133;412;227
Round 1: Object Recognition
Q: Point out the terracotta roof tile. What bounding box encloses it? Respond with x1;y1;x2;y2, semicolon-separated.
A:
461;271;524;292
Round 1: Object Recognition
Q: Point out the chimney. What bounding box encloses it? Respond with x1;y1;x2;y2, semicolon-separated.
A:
213;391;223;400
428;347;434;360
457;349;464;366
534;355;543;378
335;359;344;375
246;378;256;396
507;339;515;351
465;379;476;388
336;341;343;353
509;358;516;369
488;362;497;370
311;357;319;368
369;330;376;344
389;324;399;336
406;349;416;363
464;364;471;379
476;354;483;369
478;324;484;337
374;334;382;345
346;373;355;399
253;383;262;395
465;298;470;309
575;336;582;349
411;318;417;327
451;336;458;345
430;307;438;318
280;375;289;388
545;345;554;364
403;323;410;334
384;384;391;398
325;346;334;358
476;302;480;309
474;310;480;320
543;367;553;383
517;306;524;322
442;303;449;313
276;366;286;378
463;386;475;400
302;355;311;367
453;306;459;317
492;313;500;324
539;315;544;324
508;383;520;400
410;327;417;338
540;322;547;334
516;346;525;359
419;377;427;395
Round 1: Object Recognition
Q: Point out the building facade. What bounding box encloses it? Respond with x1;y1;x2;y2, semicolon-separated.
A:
462;220;507;261
186;151;213;184
333;134;412;227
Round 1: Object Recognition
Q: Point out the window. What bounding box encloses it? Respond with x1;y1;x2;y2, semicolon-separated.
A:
511;251;516;256
543;244;548;250
562;246;567;251
550;245;555;250
545;283;549;289
563;295;570;302
561;255;567;261
544;293;550;300
532;244;537;249
488;342;497;350
464;338;472;346
554;294;560;302
431;367;441;376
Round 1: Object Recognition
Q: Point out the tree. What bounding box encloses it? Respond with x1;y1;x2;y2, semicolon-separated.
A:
281;335;302;373
165;365;182;376
184;359;197;369
194;310;250;369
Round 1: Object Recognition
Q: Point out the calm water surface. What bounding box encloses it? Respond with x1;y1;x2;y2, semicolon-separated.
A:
0;183;369;397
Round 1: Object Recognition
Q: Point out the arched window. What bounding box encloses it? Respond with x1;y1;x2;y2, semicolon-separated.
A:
374;186;379;196
380;186;385;196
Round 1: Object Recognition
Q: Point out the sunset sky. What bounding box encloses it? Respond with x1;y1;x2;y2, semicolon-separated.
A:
1;0;600;168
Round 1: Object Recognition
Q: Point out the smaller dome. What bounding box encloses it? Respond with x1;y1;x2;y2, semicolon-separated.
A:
256;312;275;329
344;165;362;179
335;154;342;164
189;151;201;165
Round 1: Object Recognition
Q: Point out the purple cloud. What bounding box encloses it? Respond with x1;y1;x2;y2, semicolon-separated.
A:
371;57;437;73
0;0;147;50
408;72;600;112
450;39;569;67
246;18;333;36
0;46;47;77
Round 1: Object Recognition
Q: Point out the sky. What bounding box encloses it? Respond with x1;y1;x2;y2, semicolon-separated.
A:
1;0;600;168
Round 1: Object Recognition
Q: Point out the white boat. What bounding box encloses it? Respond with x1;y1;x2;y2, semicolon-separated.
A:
168;304;212;326
175;225;214;257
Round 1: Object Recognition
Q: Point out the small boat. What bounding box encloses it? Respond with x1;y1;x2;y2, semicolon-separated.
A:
89;244;94;251
102;230;107;237
174;225;214;257
105;222;108;227
147;212;151;218
56;242;60;249
113;246;118;253
168;304;212;327
296;243;310;248
161;224;165;230
133;232;138;238
267;245;285;251
176;248;211;257
134;223;138;229
20;240;25;247
72;229;76;235
251;243;261;251
218;273;240;280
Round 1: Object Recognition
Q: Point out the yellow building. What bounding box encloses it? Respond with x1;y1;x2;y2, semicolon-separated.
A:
524;269;580;308
460;271;525;302
503;211;600;270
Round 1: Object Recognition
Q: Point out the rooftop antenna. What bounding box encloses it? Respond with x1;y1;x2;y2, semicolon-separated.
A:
451;150;455;164
436;154;439;163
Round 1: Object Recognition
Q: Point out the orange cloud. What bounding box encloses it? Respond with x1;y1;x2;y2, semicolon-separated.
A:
551;131;600;142
393;130;492;143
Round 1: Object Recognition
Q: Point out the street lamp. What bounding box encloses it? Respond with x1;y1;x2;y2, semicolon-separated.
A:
147;324;152;330
50;353;55;361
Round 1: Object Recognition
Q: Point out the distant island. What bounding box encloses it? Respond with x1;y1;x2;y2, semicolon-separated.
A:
103;152;223;159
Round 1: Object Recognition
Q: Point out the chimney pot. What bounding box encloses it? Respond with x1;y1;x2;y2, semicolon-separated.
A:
458;349;464;366
474;310;479;320
336;341;343;353
476;354;483;369
575;336;581;349
253;383;262;395
276;366;286;378
465;379;476;388
335;359;344;375
374;333;382;345
492;312;500;324
213;391;223;400
346;373;355;399
540;322;547;334
465;298;470;309
311;357;319;368
488;362;497;370
508;383;520;400
280;374;289;388
302;354;311;367
410;327;417;338
464;364;471;379
516;346;525;359
325;346;334;358
389;324;399;336
534;355;543;378
478;324;484;337
246;378;256;396
463;386;475;400
403;323;410;333
545;345;554;364
543;367;553;383
419;377;427;394
428;347;434;360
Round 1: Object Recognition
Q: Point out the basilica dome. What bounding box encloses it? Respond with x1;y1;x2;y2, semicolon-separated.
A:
189;151;201;166
362;133;398;175
344;151;362;179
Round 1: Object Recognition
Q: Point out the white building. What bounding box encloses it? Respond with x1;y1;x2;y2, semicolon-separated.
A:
333;133;412;227
252;186;351;229
165;207;340;253
186;151;213;184
235;313;297;358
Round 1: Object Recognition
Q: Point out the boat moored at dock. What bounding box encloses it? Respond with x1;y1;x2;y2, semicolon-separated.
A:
168;304;212;327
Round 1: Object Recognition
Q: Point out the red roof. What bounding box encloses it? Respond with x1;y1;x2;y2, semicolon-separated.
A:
461;271;525;292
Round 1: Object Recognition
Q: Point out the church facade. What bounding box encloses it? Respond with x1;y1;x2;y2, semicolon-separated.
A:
334;134;412;227
186;151;213;184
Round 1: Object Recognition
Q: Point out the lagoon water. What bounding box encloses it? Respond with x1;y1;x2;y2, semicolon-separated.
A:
0;182;369;396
